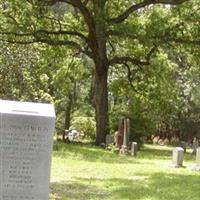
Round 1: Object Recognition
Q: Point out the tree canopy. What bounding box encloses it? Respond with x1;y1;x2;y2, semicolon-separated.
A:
1;0;200;144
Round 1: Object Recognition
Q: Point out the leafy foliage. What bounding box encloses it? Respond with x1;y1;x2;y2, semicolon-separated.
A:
71;116;96;139
1;0;200;143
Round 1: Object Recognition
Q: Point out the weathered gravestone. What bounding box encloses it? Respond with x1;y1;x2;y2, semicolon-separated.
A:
193;147;200;171
130;142;137;157
106;134;114;146
120;119;128;155
117;118;124;148
0;100;55;200
172;147;184;168
192;137;199;154
178;141;186;153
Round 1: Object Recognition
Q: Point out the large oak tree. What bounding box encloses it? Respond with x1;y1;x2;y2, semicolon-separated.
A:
0;0;190;144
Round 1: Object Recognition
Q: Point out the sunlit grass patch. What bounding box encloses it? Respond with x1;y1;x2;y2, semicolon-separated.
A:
50;143;200;200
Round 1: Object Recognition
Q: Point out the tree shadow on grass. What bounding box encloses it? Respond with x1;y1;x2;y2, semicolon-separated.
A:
138;147;172;160
49;181;109;200
53;143;195;164
53;142;142;164
75;173;200;200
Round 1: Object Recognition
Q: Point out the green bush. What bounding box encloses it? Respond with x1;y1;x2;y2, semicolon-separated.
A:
71;116;96;139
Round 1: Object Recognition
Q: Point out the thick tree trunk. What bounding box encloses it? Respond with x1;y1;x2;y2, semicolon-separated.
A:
94;68;109;145
89;2;109;145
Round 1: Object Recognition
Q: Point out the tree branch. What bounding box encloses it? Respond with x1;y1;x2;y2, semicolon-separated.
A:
82;0;90;6
27;0;74;6
109;56;150;66
0;34;92;58
110;0;189;24
35;38;92;57
124;63;141;90
146;45;157;60
124;63;133;83
109;45;157;66
173;38;200;45
36;29;88;42
0;29;88;42
0;39;37;45
26;0;97;56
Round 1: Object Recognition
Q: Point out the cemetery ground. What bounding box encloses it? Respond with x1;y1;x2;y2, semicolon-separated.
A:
50;143;200;200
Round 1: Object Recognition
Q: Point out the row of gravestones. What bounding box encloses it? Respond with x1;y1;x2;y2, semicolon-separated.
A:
106;134;138;156
172;147;200;171
106;133;200;171
106;135;200;171
106;117;200;169
106;118;139;156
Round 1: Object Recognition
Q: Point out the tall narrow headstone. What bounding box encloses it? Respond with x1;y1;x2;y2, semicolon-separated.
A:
172;147;184;168
193;147;200;171
120;119;128;155
117;118;124;148
106;134;114;146
196;147;200;166
126;118;130;146
0;100;55;200
123;119;128;147
192;137;199;154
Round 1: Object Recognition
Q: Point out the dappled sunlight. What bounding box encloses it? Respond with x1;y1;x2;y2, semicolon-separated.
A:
50;143;200;199
53;142;141;164
49;181;108;200
50;172;200;200
138;144;196;162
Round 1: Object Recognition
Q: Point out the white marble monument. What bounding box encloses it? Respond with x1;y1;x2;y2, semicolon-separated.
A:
0;100;55;200
172;147;184;168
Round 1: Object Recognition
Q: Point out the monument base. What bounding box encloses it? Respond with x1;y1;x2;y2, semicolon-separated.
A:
119;145;128;155
171;163;183;168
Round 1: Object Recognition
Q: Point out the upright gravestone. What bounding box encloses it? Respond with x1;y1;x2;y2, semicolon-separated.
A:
172;147;184;168
179;141;186;153
120;119;128;155
126;118;130;147
193;147;200;171
117;118;124;148
131;142;137;157
0;100;55;200
192;137;199;154
106;134;114;146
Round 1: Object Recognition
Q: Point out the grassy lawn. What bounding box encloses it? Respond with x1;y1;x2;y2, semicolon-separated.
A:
49;143;200;200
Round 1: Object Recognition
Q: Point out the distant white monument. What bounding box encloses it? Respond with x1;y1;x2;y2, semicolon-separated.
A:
172;147;184;168
0;100;55;200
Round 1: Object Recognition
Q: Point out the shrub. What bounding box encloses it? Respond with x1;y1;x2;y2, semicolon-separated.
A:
71;116;96;139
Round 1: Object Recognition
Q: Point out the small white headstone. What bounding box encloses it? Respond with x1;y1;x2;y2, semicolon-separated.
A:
172;147;184;168
193;147;200;171
131;142;137;157
196;147;200;166
0;100;55;200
